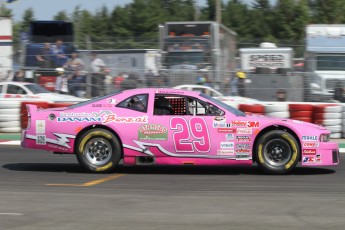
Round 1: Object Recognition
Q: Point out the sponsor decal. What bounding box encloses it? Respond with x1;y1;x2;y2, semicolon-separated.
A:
217;149;235;156
220;142;234;149
302;135;318;141
58;117;102;122
26;133;76;148
236;153;250;159
213;121;231;128
236;143;250;149
58;110;112;122
316;154;322;163
218;128;236;133
138;124;168;140
59;111;111;117
47;144;69;152
107;98;117;104
237;128;252;134
302;149;317;155
92;104;113;107
236;149;251;153
236;136;251;142
36;120;45;133
303;142;320;148
303;156;315;163
247;121;260;128
225;133;235;141
231;121;247;127
36;135;46;145
103;114;148;124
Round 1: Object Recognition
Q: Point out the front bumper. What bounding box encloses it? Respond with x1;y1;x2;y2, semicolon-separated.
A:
301;142;339;166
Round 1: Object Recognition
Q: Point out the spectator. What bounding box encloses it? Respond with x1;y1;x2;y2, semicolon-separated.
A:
276;89;287;101
144;69;155;87
69;51;84;72
50;39;68;67
236;69;246;97
54;68;69;94
70;70;86;97
5;70;14;81
90;52;106;97
114;73;125;90
334;81;345;102
12;69;25;82
229;74;238;96
36;43;52;68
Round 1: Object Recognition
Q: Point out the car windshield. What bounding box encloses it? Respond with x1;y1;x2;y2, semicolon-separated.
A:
25;84;51;94
68;91;123;109
200;93;246;117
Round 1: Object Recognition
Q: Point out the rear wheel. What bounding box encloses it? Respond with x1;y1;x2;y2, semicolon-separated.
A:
256;130;300;174
76;128;121;173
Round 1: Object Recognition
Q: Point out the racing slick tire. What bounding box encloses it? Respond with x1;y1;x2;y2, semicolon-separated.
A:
256;130;300;174
76;129;122;173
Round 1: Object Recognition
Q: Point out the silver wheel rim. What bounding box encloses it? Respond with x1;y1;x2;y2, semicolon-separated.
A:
84;138;112;166
263;138;291;167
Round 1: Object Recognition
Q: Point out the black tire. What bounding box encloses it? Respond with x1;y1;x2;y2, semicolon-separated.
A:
255;130;300;174
76;128;121;173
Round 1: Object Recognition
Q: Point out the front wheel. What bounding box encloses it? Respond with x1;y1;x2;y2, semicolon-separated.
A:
76;128;121;173
255;130;300;174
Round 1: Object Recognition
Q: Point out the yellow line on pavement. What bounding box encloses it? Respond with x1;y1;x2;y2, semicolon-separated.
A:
46;174;125;187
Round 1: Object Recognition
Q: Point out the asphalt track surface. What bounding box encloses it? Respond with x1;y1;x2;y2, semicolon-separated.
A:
0;146;345;230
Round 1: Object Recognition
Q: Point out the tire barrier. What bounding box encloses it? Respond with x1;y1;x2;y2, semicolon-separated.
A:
238;104;265;115
313;104;343;138
264;103;289;118
289;103;314;123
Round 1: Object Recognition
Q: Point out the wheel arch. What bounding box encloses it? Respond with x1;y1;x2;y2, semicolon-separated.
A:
74;125;124;158
252;125;301;163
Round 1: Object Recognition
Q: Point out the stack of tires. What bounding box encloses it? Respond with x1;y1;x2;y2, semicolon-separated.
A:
0;100;22;133
264;103;289;118
238;104;265;115
288;104;314;123
20;101;50;129
313;104;343;138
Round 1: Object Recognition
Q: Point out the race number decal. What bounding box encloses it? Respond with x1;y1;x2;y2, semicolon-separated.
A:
171;117;211;153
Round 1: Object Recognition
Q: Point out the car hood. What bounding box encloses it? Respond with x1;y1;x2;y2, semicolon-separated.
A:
246;113;326;130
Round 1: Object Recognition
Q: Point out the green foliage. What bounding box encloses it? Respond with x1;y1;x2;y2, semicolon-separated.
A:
0;4;12;17
53;10;69;21
21;8;35;32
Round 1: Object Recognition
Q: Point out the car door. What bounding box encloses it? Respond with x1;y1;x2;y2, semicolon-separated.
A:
5;84;28;98
151;93;229;159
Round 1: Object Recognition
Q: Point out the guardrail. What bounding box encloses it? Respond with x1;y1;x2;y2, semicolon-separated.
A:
1;99;344;138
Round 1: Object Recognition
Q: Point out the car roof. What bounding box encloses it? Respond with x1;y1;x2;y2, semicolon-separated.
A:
123;87;201;97
0;81;32;86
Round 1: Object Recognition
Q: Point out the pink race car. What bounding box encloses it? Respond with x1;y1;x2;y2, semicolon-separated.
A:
21;88;339;174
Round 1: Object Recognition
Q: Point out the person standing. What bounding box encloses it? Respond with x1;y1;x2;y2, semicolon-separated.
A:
50;39;68;67
36;43;52;68
54;68;69;94
236;69;246;97
90;52;106;97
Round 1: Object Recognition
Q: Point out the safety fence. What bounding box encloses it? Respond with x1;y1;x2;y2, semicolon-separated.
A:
1;99;345;139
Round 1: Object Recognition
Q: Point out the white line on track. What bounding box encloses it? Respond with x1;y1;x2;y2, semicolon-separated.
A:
0;213;23;216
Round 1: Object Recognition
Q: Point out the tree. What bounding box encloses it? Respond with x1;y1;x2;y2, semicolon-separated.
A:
0;3;12;17
21;8;35;32
309;0;345;23
53;10;69;21
222;0;251;46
